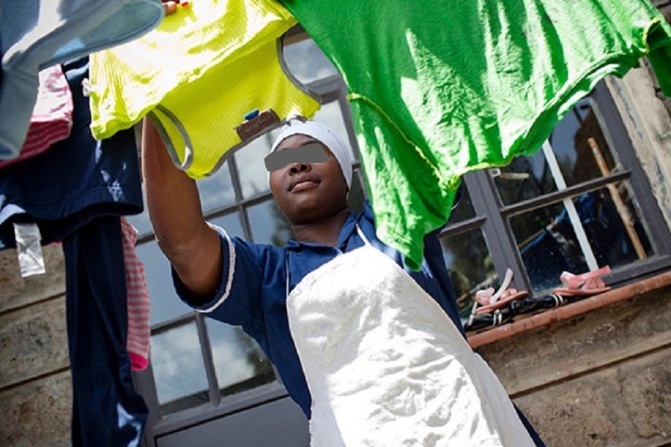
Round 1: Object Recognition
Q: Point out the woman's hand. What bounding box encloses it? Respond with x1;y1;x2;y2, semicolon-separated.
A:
161;0;178;15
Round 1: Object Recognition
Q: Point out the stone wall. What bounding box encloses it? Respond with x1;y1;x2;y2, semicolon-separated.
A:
0;244;71;447
479;278;671;447
604;1;671;231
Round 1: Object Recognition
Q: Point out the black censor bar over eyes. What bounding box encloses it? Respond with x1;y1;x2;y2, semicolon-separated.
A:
265;142;328;171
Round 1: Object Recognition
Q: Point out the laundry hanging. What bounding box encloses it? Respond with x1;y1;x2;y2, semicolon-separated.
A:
0;57;148;445
0;0;164;160
0;65;74;169
89;0;321;179
279;0;671;269
121;216;152;372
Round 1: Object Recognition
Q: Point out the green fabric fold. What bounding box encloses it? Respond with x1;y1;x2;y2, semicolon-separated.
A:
281;0;671;269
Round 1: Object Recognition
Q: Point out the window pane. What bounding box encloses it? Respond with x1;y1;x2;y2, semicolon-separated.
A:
152;322;208;415
247;199;292;246
513;185;655;292
198;164;236;211
577;186;653;268
439;229;495;320
347;169;367;214
493;97;621;205
491;150;558;206
448;183;476;223
552;99;619;187
206;319;276;397
311;101;357;161
126;209;152;236
136;240;192;325
208;211;245;240
235;132;275;199
513;201;588;293
282;36;338;85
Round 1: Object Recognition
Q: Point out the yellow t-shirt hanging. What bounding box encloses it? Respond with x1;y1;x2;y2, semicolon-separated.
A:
89;0;320;178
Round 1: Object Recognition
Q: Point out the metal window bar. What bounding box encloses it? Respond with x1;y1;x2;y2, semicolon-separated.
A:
540;139;600;270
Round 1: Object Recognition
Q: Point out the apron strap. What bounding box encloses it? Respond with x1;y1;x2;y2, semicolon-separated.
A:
356;224;371;246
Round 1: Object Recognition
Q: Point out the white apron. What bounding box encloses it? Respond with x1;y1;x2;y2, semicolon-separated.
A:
286;228;535;446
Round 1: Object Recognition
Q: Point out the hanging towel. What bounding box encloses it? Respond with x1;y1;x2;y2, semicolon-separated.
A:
120;217;151;372
0;65;73;169
0;0;164;160
279;0;671;269
89;0;320;179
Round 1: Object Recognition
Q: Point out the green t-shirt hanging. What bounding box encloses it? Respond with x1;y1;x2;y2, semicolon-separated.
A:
280;0;671;270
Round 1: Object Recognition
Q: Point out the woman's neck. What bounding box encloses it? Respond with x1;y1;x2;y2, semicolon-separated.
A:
291;207;350;247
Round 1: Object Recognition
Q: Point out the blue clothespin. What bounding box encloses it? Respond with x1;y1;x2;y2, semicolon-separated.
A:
244;109;260;121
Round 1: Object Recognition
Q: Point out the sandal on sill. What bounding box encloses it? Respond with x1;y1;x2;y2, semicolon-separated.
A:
552;265;612;297
473;268;528;315
464;307;513;332
509;294;567;317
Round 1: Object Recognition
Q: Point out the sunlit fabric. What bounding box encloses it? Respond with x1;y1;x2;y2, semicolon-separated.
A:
280;0;671;270
0;0;164;159
89;0;320;179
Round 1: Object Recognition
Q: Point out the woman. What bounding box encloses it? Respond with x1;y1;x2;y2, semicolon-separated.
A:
142;117;544;446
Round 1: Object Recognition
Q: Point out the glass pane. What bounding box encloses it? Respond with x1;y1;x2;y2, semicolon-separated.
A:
152;322;208;415
136;240;193;325
206;319;276;397
513;183;655;292
247;199;292;246
439;229;496;321
577;186;653;269
493;97;620;205
491;150;557;206
208;211;245;240
235;132;275;199
513;202;588;293
282;36;338;85
311;101;357;161
552;99;619;187
126;208;152;237
198;163;236;212
347;168;367;214
447;182;476;223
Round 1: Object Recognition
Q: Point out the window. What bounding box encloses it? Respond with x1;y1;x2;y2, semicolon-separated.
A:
439;84;671;322
132;29;671;441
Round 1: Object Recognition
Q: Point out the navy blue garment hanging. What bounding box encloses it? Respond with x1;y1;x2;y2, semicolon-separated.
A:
0;57;147;446
63;215;148;446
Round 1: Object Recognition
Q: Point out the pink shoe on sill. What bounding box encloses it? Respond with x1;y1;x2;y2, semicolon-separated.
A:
552;265;612;297
473;268;528;315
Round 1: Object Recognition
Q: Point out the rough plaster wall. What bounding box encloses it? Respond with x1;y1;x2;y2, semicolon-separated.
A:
653;3;671;116
0;245;71;447
478;286;671;447
515;349;671;447
604;3;671;233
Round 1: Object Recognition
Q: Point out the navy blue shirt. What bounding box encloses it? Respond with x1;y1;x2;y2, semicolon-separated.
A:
0;57;143;249
175;201;462;418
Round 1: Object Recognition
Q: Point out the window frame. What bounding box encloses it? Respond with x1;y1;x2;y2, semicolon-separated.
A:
437;81;671;297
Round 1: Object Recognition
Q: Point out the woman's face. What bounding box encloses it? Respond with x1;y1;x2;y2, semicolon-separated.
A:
269;134;348;225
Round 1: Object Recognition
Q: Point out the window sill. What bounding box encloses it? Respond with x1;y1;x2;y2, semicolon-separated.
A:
467;270;671;349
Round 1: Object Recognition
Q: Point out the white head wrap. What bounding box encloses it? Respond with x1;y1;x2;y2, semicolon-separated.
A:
270;119;353;189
